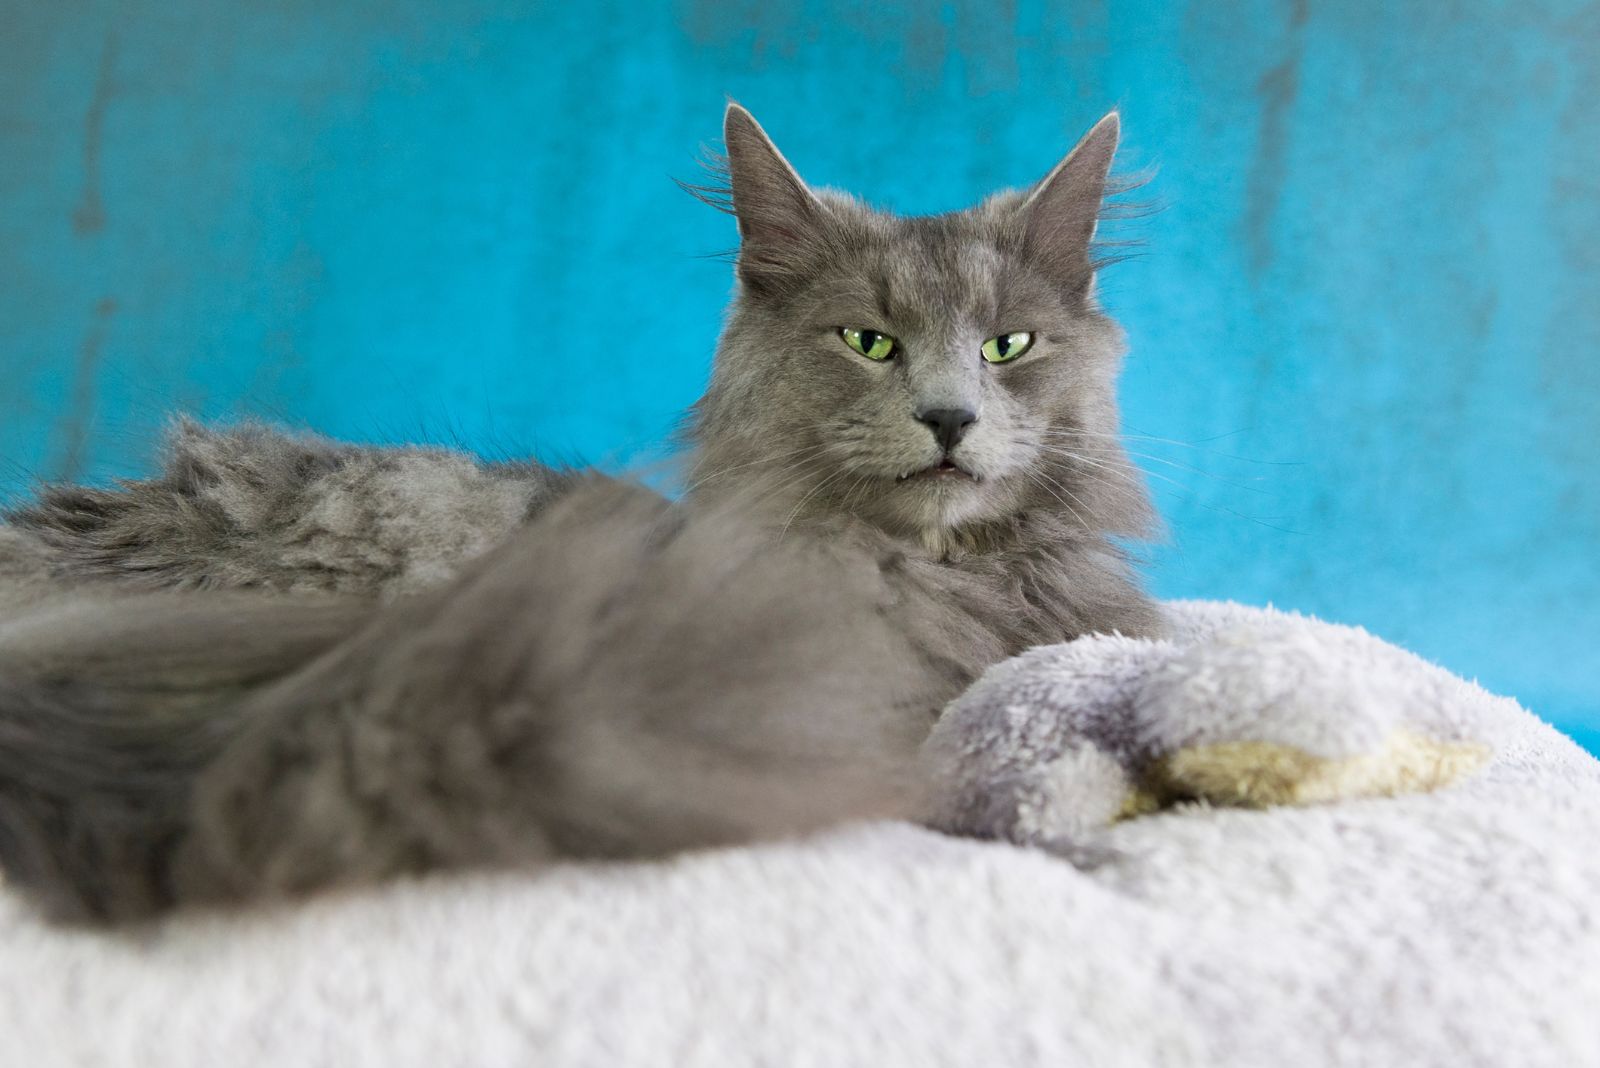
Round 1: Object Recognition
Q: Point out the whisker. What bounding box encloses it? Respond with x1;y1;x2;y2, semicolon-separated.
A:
682;441;836;494
1026;439;1274;495
995;435;1303;533
687;454;836;527
1019;468;1091;532
1032;427;1304;467
778;465;856;540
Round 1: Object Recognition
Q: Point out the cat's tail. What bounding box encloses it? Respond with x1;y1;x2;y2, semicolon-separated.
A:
0;479;937;923
0;594;375;920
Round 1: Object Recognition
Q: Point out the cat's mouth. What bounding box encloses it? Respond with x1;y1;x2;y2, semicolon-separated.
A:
896;459;975;483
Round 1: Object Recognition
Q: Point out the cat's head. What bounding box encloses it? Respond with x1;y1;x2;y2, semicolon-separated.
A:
689;105;1152;553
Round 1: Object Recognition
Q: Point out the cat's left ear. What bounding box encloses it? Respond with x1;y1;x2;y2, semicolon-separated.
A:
1018;112;1120;299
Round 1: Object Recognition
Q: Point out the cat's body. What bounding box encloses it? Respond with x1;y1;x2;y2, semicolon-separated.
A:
0;106;1160;922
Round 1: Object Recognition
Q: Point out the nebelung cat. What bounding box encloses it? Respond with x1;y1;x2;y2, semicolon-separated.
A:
0;105;1159;922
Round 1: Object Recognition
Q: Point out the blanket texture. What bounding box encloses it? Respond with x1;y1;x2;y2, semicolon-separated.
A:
3;424;1597;1067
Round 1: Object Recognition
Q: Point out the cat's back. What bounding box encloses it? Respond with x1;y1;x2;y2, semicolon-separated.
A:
7;421;569;599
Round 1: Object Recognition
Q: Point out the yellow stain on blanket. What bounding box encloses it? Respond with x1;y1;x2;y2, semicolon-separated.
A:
1137;729;1491;810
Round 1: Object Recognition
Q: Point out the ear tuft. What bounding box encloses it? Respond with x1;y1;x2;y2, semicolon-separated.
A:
1020;111;1123;298
721;104;826;293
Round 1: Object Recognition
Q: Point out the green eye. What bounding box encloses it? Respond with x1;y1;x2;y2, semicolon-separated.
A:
981;331;1034;364
840;327;896;361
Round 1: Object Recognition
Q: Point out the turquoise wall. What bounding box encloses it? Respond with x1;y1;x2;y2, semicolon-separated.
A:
4;1;1597;747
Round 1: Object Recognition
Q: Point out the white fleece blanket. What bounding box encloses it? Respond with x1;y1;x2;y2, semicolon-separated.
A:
2;599;1597;1068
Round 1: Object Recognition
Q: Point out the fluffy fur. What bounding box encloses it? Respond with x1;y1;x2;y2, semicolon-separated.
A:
10;418;564;598
2;480;948;921
0;105;1161;922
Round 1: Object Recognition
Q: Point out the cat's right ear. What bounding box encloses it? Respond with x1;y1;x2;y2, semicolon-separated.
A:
723;103;826;292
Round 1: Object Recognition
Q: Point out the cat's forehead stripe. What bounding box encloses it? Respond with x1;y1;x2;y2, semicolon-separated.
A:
870;223;1003;331
957;242;1004;324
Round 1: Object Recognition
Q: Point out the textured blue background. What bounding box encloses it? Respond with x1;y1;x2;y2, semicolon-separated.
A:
4;1;1597;748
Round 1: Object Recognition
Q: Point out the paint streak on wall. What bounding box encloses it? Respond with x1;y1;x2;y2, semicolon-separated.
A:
55;297;118;482
72;35;117;237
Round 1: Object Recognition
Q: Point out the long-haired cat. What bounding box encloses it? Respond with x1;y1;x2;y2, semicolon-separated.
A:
0;105;1160;922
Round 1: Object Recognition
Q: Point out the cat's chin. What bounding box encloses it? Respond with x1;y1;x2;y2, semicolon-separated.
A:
876;471;995;539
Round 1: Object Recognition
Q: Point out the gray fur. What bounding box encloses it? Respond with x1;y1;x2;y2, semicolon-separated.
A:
0;592;374;919
8;418;564;599
693;107;1154;559
0;105;1160;922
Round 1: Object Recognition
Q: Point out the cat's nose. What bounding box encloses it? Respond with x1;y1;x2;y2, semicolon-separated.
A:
916;407;978;451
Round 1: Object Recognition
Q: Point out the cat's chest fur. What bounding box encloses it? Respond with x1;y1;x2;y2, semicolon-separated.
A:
810;510;1164;708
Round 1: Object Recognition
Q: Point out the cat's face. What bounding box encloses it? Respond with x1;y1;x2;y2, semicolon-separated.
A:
691;106;1150;550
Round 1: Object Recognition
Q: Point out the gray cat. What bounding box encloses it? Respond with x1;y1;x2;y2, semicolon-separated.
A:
0;105;1160;923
